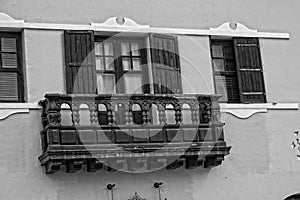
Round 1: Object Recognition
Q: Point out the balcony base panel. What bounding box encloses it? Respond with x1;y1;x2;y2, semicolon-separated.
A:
39;142;231;174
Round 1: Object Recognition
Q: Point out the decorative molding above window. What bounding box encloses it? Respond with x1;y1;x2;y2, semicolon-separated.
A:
209;22;289;38
0;12;24;23
91;17;150;28
210;22;257;34
0;13;289;39
220;103;299;119
0;103;40;120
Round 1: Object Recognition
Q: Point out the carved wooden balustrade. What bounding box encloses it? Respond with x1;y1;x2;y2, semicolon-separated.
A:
38;93;231;174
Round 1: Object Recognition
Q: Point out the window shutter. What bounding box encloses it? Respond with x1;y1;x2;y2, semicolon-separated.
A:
64;31;96;94
0;34;24;102
234;38;266;103
149;33;182;94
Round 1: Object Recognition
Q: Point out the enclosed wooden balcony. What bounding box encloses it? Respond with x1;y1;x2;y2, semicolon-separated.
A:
38;93;231;174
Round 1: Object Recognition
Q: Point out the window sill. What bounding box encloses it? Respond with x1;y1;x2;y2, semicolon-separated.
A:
0;103;40;120
219;103;299;119
0;102;298;120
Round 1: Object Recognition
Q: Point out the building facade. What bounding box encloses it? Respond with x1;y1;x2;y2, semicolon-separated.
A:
0;1;300;200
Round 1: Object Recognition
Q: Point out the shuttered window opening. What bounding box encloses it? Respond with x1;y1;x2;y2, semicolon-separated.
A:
0;72;18;101
211;38;266;103
0;33;24;102
64;31;96;94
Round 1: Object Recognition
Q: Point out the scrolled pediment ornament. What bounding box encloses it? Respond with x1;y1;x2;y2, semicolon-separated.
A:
128;192;146;200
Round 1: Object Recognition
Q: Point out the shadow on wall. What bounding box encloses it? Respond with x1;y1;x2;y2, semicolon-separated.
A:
284;193;300;200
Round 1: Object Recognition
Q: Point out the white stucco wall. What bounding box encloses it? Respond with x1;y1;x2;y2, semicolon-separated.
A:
24;29;65;102
179;35;215;94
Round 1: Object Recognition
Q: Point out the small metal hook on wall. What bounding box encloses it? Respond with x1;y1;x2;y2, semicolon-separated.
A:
154;182;163;200
107;184;116;200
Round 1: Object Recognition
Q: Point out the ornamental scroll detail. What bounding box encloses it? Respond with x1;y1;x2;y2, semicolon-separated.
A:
128;192;146;200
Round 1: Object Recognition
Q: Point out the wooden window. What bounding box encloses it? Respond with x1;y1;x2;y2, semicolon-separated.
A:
210;38;266;103
94;37;149;95
94;36;149;125
150;33;182;94
0;32;24;102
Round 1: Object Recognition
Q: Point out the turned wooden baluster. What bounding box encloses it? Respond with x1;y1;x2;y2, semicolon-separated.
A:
210;95;221;124
174;103;182;125
107;102;116;125
157;103;166;125
88;102;98;125
71;103;80;125
141;102;151;125
124;102;133;125
190;102;200;124
197;96;211;124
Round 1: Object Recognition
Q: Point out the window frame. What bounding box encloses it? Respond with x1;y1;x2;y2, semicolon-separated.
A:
0;32;24;103
94;35;149;94
210;37;266;104
210;39;240;103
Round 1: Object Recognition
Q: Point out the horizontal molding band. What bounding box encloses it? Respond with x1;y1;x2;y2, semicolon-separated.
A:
220;103;299;119
0;13;290;39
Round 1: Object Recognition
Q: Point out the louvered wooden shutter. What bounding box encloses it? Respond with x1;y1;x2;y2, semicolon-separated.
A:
150;34;182;94
234;38;266;103
64;31;96;94
0;33;24;102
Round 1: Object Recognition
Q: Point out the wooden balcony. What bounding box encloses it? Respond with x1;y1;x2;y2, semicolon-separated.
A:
38;93;231;174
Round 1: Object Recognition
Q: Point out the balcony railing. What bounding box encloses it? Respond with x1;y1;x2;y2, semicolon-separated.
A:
38;93;231;174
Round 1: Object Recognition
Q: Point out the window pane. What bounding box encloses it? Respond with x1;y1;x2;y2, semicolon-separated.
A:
1;53;17;68
121;43;130;56
105;57;115;70
1;38;17;52
104;42;113;56
95;42;103;55
97;74;116;94
225;59;235;71
223;45;234;58
215;76;228;102
131;43;140;56
211;45;223;57
212;59;224;71
96;57;104;71
123;74;143;94
122;58;131;71
132;58;141;71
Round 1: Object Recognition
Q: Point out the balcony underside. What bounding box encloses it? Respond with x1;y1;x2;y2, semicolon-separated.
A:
39;141;230;174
